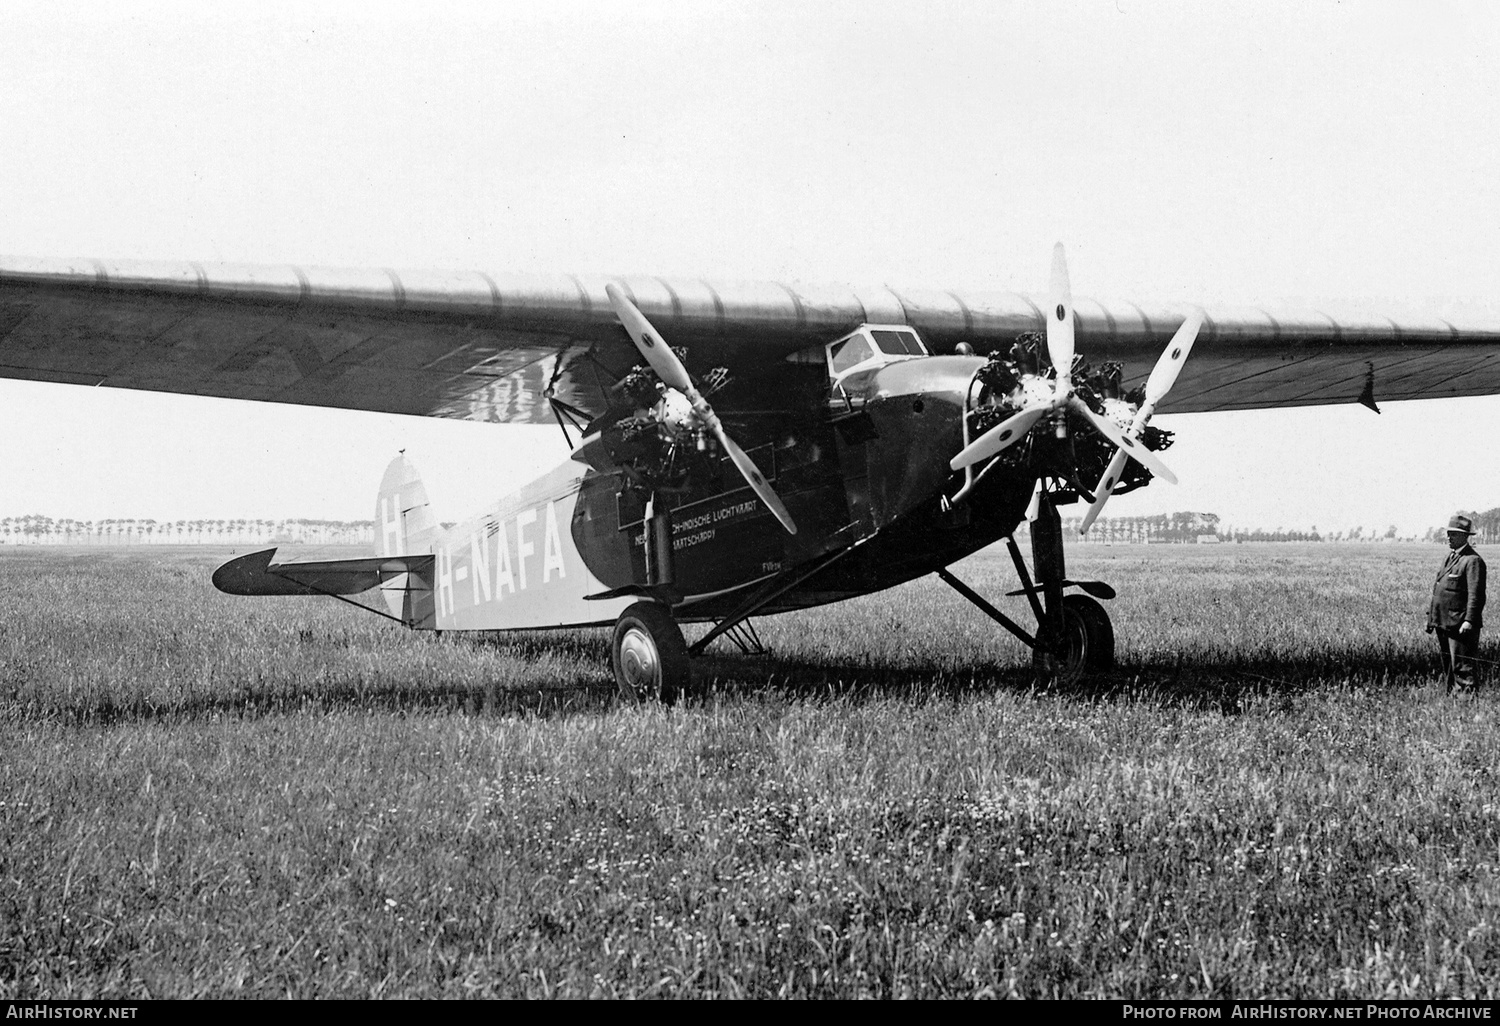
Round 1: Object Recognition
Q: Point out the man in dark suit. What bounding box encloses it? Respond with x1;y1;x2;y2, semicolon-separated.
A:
1428;513;1487;692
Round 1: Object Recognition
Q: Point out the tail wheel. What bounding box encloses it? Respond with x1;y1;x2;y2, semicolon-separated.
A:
612;601;691;704
1034;593;1115;685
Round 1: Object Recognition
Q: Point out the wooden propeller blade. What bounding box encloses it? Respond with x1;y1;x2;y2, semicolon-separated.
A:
1086;312;1200;534
714;426;797;535
605;283;694;393
1067;397;1178;485
1143;310;1204;409
1047;242;1075;394
1079;448;1129;534
1082;311;1202;532
949;407;1046;471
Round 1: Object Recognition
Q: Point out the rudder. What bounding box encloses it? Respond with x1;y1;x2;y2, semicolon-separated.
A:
375;454;439;557
374;454;439;625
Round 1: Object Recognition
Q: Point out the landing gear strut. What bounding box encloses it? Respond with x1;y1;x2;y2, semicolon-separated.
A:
1028;490;1115;682
610;494;693;703
937;489;1114;685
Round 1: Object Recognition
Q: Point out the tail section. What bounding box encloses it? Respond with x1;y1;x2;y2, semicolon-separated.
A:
375;454;439;557
374;455;440;624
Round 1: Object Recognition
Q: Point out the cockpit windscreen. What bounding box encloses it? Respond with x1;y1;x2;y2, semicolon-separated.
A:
870;329;926;356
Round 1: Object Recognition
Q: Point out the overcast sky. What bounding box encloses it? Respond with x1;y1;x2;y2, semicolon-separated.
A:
2;1;1498;535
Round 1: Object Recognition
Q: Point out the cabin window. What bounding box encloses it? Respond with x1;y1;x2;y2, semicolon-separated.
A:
830;335;875;374
820;324;930;392
871;329;926;356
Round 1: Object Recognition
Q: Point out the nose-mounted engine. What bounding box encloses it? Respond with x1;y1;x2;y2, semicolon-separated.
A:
963;331;1174;505
950;244;1204;531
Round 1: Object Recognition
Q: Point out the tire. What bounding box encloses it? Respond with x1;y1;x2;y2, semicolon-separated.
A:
1064;593;1115;672
1033;594;1114;686
611;601;691;704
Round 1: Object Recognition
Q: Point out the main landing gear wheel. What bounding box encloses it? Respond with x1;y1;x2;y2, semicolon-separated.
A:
612;601;691;704
1066;593;1114;672
1034;593;1115;686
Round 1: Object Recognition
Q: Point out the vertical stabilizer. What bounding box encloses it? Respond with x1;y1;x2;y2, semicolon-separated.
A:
374;455;439;624
375;455;439;556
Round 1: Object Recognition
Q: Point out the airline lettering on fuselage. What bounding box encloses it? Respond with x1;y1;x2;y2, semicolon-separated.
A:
515;509;536;590
630;496;765;554
440;500;567;616
471;530;492;604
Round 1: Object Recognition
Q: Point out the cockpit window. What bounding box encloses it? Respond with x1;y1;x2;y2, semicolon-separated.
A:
871;329;926;356
830;335;875;374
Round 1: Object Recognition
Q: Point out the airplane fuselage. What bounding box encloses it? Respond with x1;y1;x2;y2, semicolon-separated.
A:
397;354;1035;631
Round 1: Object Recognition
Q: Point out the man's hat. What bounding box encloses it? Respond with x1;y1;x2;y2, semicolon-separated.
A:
1447;513;1477;535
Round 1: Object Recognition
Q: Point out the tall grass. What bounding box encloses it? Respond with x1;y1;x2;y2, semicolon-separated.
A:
3;542;1496;998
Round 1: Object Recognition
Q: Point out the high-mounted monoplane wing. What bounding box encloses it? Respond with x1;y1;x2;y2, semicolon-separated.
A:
2;255;1500;420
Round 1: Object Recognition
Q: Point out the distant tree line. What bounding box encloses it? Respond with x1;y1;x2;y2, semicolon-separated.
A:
1062;512;1222;544
1219;527;1326;543
6;506;1494;547
1425;507;1500;545
0;516;374;546
1063;514;1436;544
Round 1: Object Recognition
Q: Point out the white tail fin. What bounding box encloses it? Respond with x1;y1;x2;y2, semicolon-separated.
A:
374;455;439;623
375;455;438;557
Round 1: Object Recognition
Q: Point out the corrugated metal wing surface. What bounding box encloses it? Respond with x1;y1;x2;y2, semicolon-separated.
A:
3;255;1498;422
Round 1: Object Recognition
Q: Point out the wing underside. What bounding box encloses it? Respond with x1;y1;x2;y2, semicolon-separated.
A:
3;255;1499;420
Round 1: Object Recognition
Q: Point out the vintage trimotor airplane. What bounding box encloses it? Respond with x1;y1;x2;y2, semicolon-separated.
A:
4;244;1500;700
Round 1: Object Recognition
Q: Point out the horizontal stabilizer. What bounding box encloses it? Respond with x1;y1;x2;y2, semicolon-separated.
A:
212;547;436;597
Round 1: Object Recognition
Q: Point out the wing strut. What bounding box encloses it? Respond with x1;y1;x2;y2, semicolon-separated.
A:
547;395;591;450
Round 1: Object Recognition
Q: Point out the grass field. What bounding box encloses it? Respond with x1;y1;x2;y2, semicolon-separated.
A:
3;541;1499;998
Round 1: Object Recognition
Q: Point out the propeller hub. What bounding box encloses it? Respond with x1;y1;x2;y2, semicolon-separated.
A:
1101;396;1136;432
1019;375;1055;408
653;388;697;438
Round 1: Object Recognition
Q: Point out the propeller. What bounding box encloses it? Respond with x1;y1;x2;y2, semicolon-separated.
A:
605;284;797;535
951;243;1082;469
1046;242;1075;398
949;244;1181;493
1068;398;1178;484
952;407;1047;468
1079;311;1204;533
